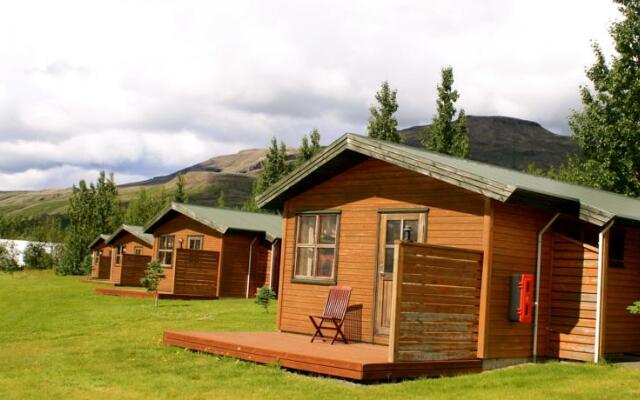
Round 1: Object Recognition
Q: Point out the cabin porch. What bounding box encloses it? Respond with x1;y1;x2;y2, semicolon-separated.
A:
163;331;481;381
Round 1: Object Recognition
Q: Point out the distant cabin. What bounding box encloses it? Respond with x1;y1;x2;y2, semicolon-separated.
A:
255;133;640;366
104;225;154;286
143;203;281;299
88;234;112;279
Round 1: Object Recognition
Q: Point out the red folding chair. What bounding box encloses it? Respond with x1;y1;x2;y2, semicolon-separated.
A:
309;286;352;344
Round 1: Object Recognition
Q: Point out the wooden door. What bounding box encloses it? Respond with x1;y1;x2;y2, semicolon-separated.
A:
375;213;426;336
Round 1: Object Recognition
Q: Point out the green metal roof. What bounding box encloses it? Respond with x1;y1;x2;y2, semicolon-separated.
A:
105;225;154;246
256;133;640;226
88;233;112;250
144;202;282;242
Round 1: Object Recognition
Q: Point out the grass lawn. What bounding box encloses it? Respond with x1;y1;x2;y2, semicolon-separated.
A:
1;271;639;400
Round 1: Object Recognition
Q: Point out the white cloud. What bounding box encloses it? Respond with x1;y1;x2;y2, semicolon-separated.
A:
0;165;145;191
0;0;622;189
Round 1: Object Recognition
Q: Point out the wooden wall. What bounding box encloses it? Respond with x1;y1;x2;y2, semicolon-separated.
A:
173;249;219;297
109;233;153;286
605;226;640;355
119;254;152;287
219;232;272;298
484;202;552;359
150;214;222;294
545;233;598;361
277;158;485;343
389;242;482;362
91;243;111;279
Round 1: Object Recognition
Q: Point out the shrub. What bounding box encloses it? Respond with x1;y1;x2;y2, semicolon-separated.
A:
627;301;640;314
23;243;55;270
140;259;165;306
254;286;276;313
0;242;20;275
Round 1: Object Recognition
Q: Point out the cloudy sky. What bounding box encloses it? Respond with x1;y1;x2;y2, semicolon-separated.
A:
0;0;620;190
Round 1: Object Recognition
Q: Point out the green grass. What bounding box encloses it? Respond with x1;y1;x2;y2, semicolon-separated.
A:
1;271;639;400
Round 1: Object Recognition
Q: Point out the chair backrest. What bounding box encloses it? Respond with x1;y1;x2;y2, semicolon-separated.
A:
322;286;352;320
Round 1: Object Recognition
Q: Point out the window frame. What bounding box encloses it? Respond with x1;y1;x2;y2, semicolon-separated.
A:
157;235;175;268
134;246;143;256
115;245;124;266
187;235;204;250
291;211;341;285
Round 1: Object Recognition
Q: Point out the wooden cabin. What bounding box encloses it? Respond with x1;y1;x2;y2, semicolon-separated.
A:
104;225;154;286
144;202;281;299
89;234;112;280
165;133;640;380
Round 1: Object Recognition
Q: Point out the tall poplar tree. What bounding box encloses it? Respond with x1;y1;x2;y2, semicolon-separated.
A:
173;173;189;203
244;137;292;211
564;0;640;196
58;180;96;275
421;67;469;158
367;81;401;142
94;171;122;232
297;128;322;164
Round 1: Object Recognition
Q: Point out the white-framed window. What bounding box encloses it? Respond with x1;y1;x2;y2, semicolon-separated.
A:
293;213;340;281
187;235;203;250
158;235;175;267
134;246;143;256
115;245;125;265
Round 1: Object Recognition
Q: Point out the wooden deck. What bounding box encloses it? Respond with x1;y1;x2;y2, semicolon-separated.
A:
95;287;217;300
164;331;482;381
80;279;115;286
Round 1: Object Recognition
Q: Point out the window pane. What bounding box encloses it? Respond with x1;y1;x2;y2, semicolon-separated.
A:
403;219;419;242
295;247;314;277
297;216;316;244
385;220;401;245
188;237;202;250
316;248;335;278
318;215;338;244
384;247;395;273
167;236;174;249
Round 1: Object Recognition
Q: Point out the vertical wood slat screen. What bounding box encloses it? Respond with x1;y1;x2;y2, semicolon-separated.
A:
389;242;483;362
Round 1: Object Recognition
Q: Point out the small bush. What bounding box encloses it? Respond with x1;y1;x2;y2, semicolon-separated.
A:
255;286;276;313
627;301;640;314
23;243;55;270
0;242;21;274
140;259;165;306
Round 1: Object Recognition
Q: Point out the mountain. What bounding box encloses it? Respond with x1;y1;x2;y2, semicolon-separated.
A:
0;116;577;218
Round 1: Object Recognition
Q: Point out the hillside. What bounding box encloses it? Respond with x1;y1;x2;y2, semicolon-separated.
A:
0;115;577;218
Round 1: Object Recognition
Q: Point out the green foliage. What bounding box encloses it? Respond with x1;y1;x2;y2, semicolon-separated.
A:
627;300;640;314
58;172;122;276
217;190;225;208
0;242;20;274
248;137;294;208
23;243;55;270
254;286;276;313
297;128;322;165
367;81;401;142
124;188;170;226
422;67;470;158
140;259;166;306
173;174;189;203
0;214;66;242
564;0;640;195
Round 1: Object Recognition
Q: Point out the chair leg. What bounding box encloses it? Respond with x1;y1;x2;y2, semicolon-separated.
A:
309;316;324;343
331;319;348;345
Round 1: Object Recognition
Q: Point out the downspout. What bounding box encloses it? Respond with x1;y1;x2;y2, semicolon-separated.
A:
246;236;259;298
594;219;615;364
532;213;560;362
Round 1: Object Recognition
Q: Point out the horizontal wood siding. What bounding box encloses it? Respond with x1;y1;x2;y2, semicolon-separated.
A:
279;159;485;343
173;249;219;297
119;254;152;286
91;243;112;279
546;233;598;361
150;214;222;294
486;202;552;359
390;242;482;362
109;233;153;286
220;233;270;298
605;226;640;355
